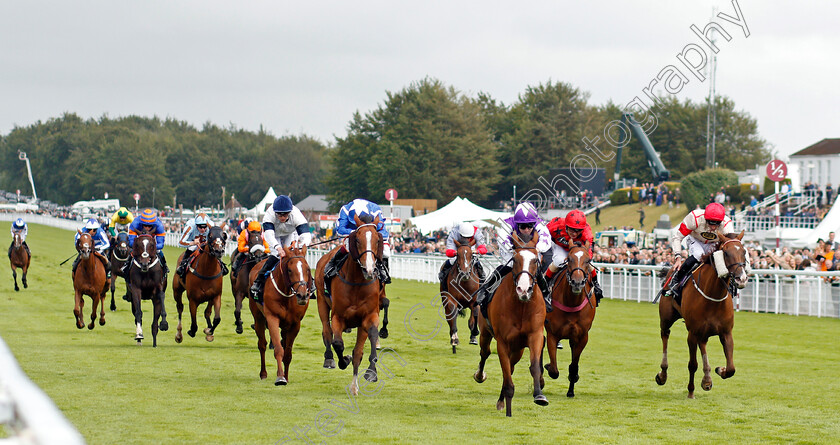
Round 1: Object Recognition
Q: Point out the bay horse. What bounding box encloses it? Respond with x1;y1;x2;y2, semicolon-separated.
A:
10;232;30;292
173;226;227;343
474;234;548;417
247;244;312;385
314;215;384;395
72;231;108;330
543;243;597;398
656;231;749;398
127;234;168;346
441;239;481;353
108;231;131;311
230;229;267;334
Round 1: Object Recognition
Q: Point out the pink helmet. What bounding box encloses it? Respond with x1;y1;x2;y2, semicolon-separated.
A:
705;203;725;223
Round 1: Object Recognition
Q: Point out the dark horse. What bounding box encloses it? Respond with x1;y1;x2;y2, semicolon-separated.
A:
474;235;548;417
544;244;597;398
10;232;30;292
314;215;384;395
441;239;481;353
72;231;108;330
656;231;748;398
230;230;267;334
173;226;227;343
108;231;131;311
127;234;168;346
248;244;312;385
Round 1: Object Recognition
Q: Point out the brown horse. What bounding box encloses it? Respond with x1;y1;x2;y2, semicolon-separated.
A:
656;231;749;398
248;244;312;385
173;226;227;343
441;239;481;353
230;230;267;334
108;231;131;311
72;231;109;330
314;215;384;394
474;234;548;417
544;244;597;398
127;234;168;346
10;232;30;292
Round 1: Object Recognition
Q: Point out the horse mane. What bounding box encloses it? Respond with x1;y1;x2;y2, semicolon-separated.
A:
358;213;373;224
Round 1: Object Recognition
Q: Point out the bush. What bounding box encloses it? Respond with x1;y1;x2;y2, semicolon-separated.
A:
725;183;758;205
680;168;738;211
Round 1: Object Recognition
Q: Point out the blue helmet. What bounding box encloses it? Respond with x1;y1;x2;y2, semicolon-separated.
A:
13;218;25;229
273;195;293;213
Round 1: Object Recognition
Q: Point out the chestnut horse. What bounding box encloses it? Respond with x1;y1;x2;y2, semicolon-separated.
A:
248;244;312;385
656;231;748;398
10;232;30;292
127;234;168;346
72;231;108;330
314;215;384;395
544;244;597;398
108;231;131;311
441;239;481;353
173;226;227;343
230;229;267;334
474;235;548;417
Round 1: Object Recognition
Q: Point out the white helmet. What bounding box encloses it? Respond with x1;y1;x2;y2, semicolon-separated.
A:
194;214;210;226
84;218;100;230
458;222;475;238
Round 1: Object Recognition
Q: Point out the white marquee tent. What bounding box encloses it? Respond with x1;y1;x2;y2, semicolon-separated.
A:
246;187;277;219
408;197;511;234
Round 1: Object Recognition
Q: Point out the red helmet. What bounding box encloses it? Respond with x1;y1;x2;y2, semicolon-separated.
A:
565;210;587;230
704;203;725;223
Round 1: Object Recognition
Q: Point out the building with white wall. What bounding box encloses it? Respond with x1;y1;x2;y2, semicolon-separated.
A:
789;138;840;189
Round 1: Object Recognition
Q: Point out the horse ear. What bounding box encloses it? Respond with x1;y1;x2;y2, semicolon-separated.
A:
222;231;228;241
469;237;476;246
373;215;381;226
77;228;82;235
737;230;745;241
511;232;524;248
528;235;539;249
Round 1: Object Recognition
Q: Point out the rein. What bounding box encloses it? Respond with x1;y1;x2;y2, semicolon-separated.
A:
269;255;314;298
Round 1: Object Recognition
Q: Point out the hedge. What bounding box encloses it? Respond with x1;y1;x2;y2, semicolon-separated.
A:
680;168;738;211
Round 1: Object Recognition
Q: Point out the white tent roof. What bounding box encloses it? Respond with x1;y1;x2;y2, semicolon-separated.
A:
408;197;511;234
247;187;277;218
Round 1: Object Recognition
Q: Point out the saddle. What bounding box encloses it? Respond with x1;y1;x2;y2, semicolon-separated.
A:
667;261;704;304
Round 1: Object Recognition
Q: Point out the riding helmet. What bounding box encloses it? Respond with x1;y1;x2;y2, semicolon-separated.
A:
273;195;293;213
194;213;211;226
565;210;587;230
117;207;129;219
704;203;725;223
13;218;25;229
139;208;158;225
84;218;100;230
458;222;475;238
512;202;541;225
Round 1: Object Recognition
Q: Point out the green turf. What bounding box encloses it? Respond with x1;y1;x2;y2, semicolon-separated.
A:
1;222;839;444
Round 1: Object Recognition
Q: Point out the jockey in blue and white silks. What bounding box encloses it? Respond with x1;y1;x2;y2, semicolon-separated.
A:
175;213;216;278
9;218;31;259
127;208;168;274
73;218;112;278
323;199;392;295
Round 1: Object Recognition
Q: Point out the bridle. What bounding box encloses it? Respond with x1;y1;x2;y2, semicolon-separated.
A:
513;245;540;294
352;223;381;266
270;253;313;299
565;246;593;291
719;238;747;279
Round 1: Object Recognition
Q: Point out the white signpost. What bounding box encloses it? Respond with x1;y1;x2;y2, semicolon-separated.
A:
766;160;788;250
133;193;140;211
385;189;398;233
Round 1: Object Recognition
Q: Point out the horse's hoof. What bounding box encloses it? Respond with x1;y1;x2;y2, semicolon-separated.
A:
260;372;267;380
159;320;169;331
558;341;563;349
88;323;94;330
109;304;116;312
99;318;106;326
688;393;695;399
323;359;336;369
496;400;504;411
205;334;214;342
702;380;713;391
275;376;287;386
203;328;211;335
338;356;351;370
566;390;575;398
655;373;666;386
174;333;183;343
534;395;549;406
544;364;559;380
14;286;19;292
473;371;487;383
378;327;389;339
469;336;478;345
235;324;243;335
452;345;457;354
364;369;378;382
187;329;196;338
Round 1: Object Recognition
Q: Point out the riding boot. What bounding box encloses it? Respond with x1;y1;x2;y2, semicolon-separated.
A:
439;260;454;292
23;242;30;258
158;250;169;274
98;253;112;279
475;260;486;287
592;272;604;306
219;260;229;276
71;255;81;276
250;255;280;303
536;273;552;312
378;258;391;284
230;252;246;279
176;250;192;278
665;255;698;298
476;264;511;307
323;249;348;297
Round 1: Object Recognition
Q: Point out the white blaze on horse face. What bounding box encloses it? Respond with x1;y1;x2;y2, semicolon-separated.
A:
141;239;150;258
296;261;303;283
516;250;537;296
364;231;375;274
462;250;468;271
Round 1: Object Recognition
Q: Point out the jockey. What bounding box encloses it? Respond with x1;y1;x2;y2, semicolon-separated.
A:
174;213;226;278
73;218;111;278
127;208;169;274
665;202;735;297
108;207;134;238
439;222;488;293
249;195;312;302
323;198;391;296
237;217;254;234
477;202;552;310
8;218;31;259
545;209;604;305
231;220;269;279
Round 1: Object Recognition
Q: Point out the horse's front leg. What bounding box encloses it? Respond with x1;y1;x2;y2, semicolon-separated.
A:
233;284;244;334
264;312;286;385
442;293;459;353
12;267;19;292
151;294;161;347
97;287;106;326
330;315;350;370
73;290;84;329
468;304;479;345
687;333;699;399
544;328;560;380
21;263;27;289
88;291;100;330
187;299;199;338
281;324;302;382
699;338;713;391
715;331;736;379
109;271;117;311
348;321;370;395
530;333;548;406
656;303;678;386
378;294;389;339
474;316;491;383
174;285;185;343
364;321;380;382
496;341;515;417
253;309;268;380
567;332;589;398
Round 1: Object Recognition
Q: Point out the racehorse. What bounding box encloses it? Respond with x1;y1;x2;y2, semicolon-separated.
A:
441;239;481;353
655;231;748;398
72;231;108;330
173;226;227;343
230;229;267;334
314;215;385;395
127;234;168;346
543;243;597;398
474;234;548;417
108;231;131;311
10;232;30;292
247;244;312;385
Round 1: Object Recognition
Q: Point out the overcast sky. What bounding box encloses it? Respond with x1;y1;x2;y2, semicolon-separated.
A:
2;0;837;161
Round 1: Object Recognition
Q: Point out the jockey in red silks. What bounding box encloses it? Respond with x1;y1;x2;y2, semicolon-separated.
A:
665;202;735;297
545;209;604;305
438;222;488;293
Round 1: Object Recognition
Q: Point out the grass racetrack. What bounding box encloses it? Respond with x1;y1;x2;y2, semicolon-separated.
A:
2;222;839;444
